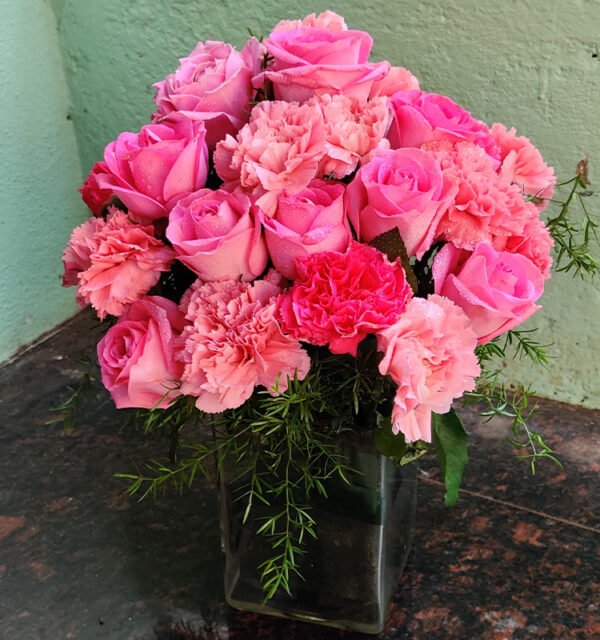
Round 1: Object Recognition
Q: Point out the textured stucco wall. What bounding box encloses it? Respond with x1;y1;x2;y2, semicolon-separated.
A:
0;0;83;362
51;0;600;407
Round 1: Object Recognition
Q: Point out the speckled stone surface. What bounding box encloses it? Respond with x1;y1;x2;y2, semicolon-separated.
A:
1;311;598;640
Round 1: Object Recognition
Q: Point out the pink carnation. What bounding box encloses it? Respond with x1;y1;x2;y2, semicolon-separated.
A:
425;140;537;249
214;100;326;211
490;123;556;207
311;94;391;179
97;296;185;409
492;216;554;280
64;209;175;319
79;161;113;215
62;216;106;290
277;242;413;356
153;39;262;149
388;91;500;165
369;66;420;98
96;115;209;223
178;276;310;412
377;295;480;443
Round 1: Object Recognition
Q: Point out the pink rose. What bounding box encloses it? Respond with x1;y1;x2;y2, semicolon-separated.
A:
387;91;499;164
277;242;413;356
433;242;545;343
153;39;262;149
79;161;113;215
345;148;457;258
259;179;350;279
178;276;310;412
369;66;420;98
273;11;348;32
490;123;556;207
166;189;267;281
311;94;391;179
96;115;208;223
65;209;175;319
214;100;326;210
255;18;389;102
97;296;185;409
377;295;480;442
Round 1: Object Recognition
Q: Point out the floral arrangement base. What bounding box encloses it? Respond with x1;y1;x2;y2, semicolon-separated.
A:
219;433;417;634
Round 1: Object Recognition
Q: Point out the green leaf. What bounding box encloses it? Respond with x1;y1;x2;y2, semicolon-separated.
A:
374;414;408;458
432;409;468;506
370;228;418;293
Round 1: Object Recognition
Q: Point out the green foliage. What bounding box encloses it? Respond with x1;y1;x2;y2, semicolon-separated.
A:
545;160;599;278
373;414;429;464
370;228;418;293
432;410;468;506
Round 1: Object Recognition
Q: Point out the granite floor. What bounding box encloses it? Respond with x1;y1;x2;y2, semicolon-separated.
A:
0;312;598;640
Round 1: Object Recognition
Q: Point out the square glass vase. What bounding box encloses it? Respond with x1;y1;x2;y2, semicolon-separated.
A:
218;431;417;634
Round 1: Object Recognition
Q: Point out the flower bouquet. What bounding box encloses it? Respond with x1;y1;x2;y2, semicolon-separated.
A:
61;10;597;634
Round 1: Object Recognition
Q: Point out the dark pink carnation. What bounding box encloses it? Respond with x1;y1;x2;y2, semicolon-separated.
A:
387;91;500;165
97;296;185;409
277;242;413;356
178;275;310;412
64;208;175;319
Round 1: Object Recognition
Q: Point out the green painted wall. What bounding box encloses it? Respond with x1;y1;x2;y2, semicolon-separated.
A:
14;0;599;408
0;0;83;362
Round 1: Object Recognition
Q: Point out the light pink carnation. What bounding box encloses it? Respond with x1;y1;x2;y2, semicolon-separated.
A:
377;295;480;443
62;216;106;290
96;115;209;223
214;100;326;211
178;276;310;412
369;66;420;98
425;140;537;249
277;242;413;356
490;123;556;206
492;216;554;280
311;94;391;179
97;296;185;409
67;209;175;319
153;39;262;149
388;91;500;165
166;189;267;281
432;242;545;343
